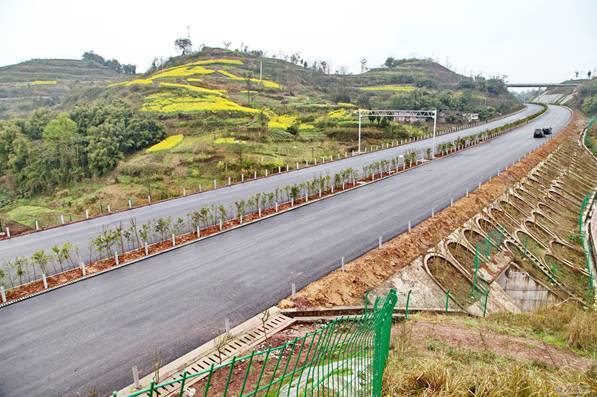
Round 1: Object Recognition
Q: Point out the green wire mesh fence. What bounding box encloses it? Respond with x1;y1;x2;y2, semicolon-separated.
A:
116;289;398;397
579;193;595;297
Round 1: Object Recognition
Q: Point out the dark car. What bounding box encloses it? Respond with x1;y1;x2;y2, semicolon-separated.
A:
542;126;552;135
533;128;544;138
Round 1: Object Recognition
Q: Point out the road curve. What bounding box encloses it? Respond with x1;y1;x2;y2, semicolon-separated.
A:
0;105;570;396
0;105;541;269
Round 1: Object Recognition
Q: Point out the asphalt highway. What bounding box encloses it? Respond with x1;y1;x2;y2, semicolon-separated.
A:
0;105;570;396
0;105;541;271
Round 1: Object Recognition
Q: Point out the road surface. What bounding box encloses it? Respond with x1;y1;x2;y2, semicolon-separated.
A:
0;105;541;273
0;105;570;396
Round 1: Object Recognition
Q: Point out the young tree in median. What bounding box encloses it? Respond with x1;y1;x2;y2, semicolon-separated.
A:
32;250;52;276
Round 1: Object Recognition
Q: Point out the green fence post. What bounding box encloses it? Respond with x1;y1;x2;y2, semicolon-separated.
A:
222;356;236;396
472;246;480;296
364;289;370;314
177;370;188;397
112;392;117;397
202;363;215;397
404;289;412;320
147;381;155;397
445;289;450;313
483;290;490;317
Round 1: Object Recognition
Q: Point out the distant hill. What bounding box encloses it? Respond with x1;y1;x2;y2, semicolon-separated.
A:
0;59;125;118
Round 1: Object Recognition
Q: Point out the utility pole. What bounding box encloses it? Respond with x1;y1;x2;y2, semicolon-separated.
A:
259;60;263;81
358;110;363;153
432;109;437;159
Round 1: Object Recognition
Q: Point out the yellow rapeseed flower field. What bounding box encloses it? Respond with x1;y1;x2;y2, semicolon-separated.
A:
359;85;416;92
328;109;353;120
146;134;184;153
109;79;153;87
142;93;259;114
30;80;57;85
217;70;281;89
158;82;226;95
268;114;296;129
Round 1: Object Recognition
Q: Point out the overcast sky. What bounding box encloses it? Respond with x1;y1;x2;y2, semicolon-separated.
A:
1;0;595;83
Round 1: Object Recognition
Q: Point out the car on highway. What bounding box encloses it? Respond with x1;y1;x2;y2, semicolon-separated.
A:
542;126;553;135
533;128;545;138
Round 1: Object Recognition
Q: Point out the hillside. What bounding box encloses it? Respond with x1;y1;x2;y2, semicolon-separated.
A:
0;59;124;118
0;48;522;229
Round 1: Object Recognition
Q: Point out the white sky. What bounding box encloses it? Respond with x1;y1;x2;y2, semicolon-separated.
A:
0;0;595;83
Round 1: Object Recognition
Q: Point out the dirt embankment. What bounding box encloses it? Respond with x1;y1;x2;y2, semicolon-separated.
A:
280;112;584;308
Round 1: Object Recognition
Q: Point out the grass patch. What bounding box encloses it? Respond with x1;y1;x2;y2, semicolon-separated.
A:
383;319;596;396
5;205;59;228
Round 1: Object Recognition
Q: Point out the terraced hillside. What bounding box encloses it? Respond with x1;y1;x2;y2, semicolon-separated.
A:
0;58;125;118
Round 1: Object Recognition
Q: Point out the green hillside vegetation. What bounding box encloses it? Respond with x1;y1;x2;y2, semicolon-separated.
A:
0;47;521;229
0;58;126;118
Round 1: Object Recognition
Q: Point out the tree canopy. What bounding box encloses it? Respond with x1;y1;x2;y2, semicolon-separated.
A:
0;101;165;196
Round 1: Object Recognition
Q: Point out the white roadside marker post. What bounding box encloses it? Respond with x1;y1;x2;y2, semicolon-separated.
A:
42;274;48;289
241;174;244;182
6;227;10;238
132;366;140;390
408;221;411;233
219;219;223;231
114;251;119;266
213;179;217;189
171;234;176;246
60;214;65;225
107;205;111;213
228;176;231;186
254;171;257;179
1;286;6;303
35;220;39;230
144;242;149;256
378;236;382;249
196;225;200;237
341;256;345;271
450;198;453;207
128;199;132;209
80;262;86;276
292;282;296;298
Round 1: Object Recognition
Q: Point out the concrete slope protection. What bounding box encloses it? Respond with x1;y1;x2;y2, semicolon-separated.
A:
0;105;570;396
0;105;541;266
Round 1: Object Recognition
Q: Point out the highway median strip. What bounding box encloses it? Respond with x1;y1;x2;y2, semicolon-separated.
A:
0;105;549;307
